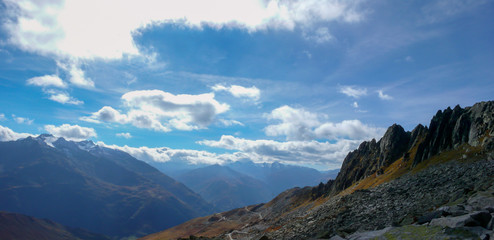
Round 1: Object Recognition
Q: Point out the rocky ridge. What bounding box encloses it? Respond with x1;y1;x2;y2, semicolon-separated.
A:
331;101;494;194
142;101;494;240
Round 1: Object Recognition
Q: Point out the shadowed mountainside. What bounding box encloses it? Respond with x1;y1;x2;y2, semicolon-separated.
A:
0;211;109;240
0;136;213;238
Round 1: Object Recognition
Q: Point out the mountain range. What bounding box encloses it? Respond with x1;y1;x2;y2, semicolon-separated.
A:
149;156;339;212
144;100;494;240
0;135;212;238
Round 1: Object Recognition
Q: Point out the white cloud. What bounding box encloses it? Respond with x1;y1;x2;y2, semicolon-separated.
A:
12;115;33;125
0;125;34;141
199;135;361;168
0;114;5;121
352;101;359;108
218;119;244;127
101;134;362;168
83;90;229;132
314;120;384;140
339;86;368;98
3;0;364;61
99;143;233;165
46;90;83;105
265;105;384;141
116;132;132;139
212;84;260;101
44;124;97;141
378;90;393;100
26;75;67;88
57;61;95;88
265;105;320;140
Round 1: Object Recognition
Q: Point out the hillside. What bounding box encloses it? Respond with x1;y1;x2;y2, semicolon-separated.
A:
0;211;109;240
0;136;212;238
142;101;494;240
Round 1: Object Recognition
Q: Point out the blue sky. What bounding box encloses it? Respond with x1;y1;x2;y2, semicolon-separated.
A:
0;0;493;170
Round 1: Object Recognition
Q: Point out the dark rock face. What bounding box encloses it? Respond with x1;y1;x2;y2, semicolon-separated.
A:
330;101;494;193
331;124;410;192
415;101;494;165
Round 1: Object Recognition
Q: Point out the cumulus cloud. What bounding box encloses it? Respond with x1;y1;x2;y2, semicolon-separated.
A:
26;75;67;88
83;90;229;131
199;135;361;168
378;90;393;100
0;125;34;141
12;115;33;125
339;86;368;98
265;105;320;140
44;124;97;141
212;84;260;101
116;132;132;139
265;105;384;141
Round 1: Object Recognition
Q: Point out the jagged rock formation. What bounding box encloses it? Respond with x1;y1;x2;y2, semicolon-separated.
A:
414;102;494;164
331;101;494;194
143;100;494;240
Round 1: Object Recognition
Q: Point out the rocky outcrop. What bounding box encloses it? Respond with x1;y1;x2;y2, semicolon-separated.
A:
414;101;494;165
330;101;494;194
330;124;411;193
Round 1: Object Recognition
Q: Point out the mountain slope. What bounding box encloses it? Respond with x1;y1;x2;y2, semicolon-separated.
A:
143;100;494;240
0;211;109;240
176;165;273;212
0;136;212;238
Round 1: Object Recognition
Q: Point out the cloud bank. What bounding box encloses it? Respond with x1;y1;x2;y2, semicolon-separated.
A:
0;125;34;141
265;105;384;141
3;0;365;61
44;124;97;141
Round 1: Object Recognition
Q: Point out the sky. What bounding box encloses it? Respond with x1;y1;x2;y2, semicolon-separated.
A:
0;0;493;170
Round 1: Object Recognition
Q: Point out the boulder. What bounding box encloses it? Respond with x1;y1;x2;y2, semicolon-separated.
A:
429;215;480;228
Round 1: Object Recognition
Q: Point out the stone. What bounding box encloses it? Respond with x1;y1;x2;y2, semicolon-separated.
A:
328;235;346;240
429;215;480;228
